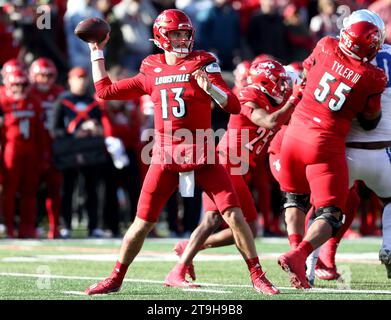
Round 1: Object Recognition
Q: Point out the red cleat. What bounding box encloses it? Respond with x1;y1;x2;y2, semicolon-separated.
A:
252;271;280;295
315;258;341;280
315;257;340;280
278;250;311;289
164;263;200;288
85;277;122;295
174;240;196;281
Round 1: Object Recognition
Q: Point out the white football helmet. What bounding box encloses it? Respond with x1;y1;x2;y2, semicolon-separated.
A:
342;9;386;46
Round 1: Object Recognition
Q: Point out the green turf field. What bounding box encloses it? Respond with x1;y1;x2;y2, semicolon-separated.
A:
0;237;390;300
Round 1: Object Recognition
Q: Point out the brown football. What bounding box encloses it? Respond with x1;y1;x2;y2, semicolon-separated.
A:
74;17;111;43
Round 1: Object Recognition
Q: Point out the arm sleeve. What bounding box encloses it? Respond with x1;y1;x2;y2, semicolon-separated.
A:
94;73;148;101
207;72;240;114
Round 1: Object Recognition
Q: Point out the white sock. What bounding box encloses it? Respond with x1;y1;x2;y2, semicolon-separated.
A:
305;217;319;284
382;202;391;250
306;247;320;283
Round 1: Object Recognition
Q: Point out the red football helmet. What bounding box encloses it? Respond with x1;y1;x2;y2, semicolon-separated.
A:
248;59;289;104
1;58;24;78
339;21;382;62
29;57;57;92
152;9;195;56
4;69;29;100
233;60;251;90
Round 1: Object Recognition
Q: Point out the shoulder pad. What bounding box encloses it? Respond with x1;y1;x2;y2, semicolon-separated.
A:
192;50;216;64
205;62;221;73
140;54;163;73
239;85;270;109
318;36;337;53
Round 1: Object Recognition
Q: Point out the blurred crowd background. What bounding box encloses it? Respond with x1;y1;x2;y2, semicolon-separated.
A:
0;0;389;239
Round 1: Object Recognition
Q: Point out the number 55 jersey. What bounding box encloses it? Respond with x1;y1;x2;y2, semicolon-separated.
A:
288;36;387;154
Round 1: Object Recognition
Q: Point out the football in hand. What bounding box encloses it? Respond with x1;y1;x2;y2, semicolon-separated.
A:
74;17;111;43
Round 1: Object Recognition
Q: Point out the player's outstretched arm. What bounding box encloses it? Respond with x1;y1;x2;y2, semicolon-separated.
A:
89;34;110;83
247;77;305;129
88;34;146;101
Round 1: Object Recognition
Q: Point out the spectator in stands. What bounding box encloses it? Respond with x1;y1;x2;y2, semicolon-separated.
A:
246;0;290;63
197;0;242;70
3;0;69;80
175;0;213;35
283;3;314;62
112;0;157;71
95;0;126;69
309;0;339;42
0;5;21;67
64;0;103;70
151;0;176;12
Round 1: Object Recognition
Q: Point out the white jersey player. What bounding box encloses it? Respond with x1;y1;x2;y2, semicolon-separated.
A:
346;43;391;277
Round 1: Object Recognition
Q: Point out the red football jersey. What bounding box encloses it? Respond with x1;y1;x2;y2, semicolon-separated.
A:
289;36;387;153
95;50;240;143
219;85;286;167
30;84;64;152
0;88;44;149
30;85;64;131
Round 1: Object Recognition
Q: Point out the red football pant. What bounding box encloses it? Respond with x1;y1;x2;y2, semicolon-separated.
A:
279;134;349;210
137;163;240;222
203;164;258;223
3;143;40;238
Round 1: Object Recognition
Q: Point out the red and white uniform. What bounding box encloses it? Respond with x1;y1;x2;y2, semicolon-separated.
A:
203;85;288;222
0;87;45;237
30;84;64;238
279;36;387;210
95;50;241;222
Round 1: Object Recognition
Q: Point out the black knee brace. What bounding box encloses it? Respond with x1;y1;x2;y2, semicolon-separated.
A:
314;206;345;236
282;192;310;213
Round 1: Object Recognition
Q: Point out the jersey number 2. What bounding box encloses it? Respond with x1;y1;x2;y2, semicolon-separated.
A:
314;72;352;111
160;88;186;119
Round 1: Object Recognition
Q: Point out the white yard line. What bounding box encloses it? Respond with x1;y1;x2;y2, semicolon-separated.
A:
1;272;391;295
181;288;232;294
0;237;382;247
62;291;87;296
0;252;383;263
